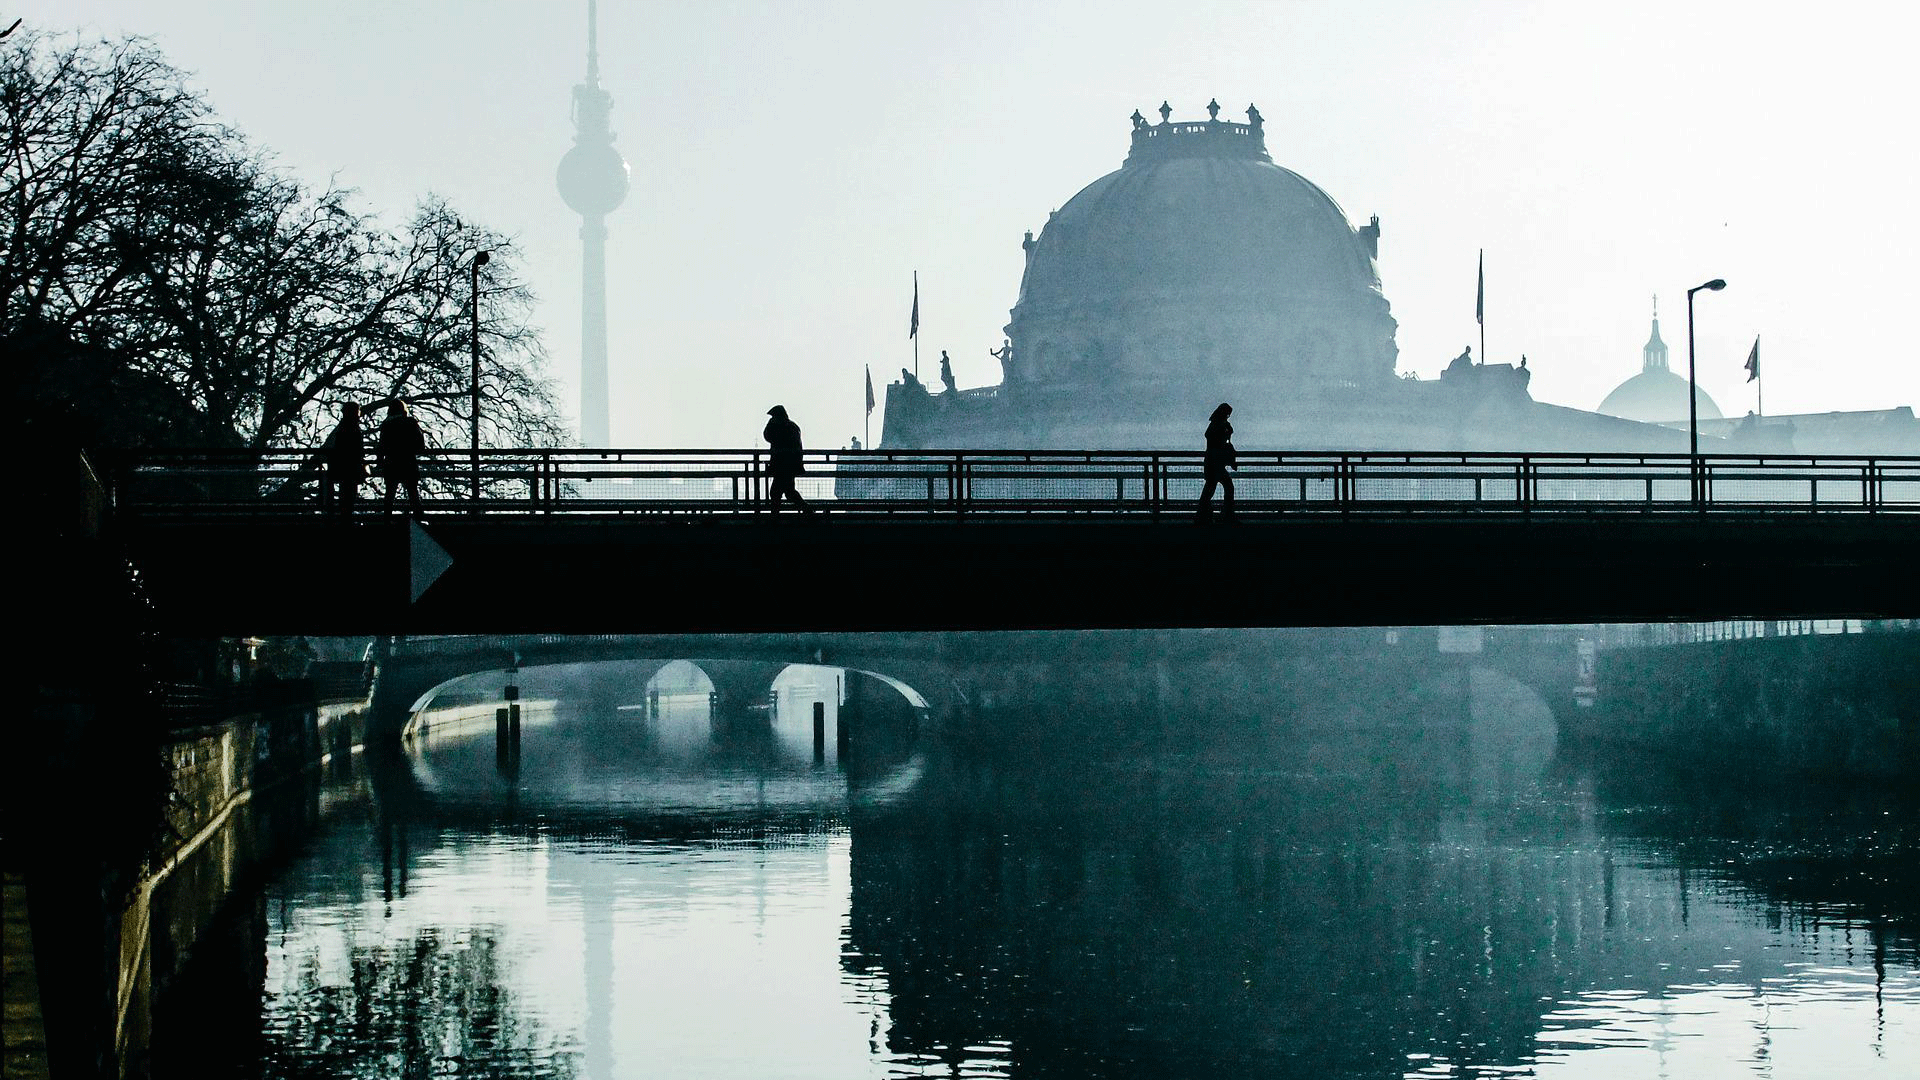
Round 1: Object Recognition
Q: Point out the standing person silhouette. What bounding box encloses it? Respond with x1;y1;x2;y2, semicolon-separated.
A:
939;350;958;394
1196;402;1237;521
377;399;427;517
321;402;367;519
763;405;811;514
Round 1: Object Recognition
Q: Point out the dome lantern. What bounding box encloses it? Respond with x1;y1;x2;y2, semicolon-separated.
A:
1125;100;1272;165
1643;294;1669;372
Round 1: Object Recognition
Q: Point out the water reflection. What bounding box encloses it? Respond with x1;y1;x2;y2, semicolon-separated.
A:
157;656;1919;1079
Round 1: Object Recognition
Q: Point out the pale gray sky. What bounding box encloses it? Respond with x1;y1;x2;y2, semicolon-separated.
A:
23;0;1920;447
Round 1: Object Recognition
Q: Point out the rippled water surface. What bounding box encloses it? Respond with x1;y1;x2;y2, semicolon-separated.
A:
159;662;1920;1079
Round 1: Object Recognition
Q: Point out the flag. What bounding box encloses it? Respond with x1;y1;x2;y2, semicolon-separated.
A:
909;271;919;339
1744;336;1760;382
1474;249;1484;326
865;365;875;415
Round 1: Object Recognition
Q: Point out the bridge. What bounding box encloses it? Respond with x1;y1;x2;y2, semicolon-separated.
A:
103;448;1920;634
365;627;1591;759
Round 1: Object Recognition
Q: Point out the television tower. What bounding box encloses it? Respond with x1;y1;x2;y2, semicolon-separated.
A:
555;0;629;446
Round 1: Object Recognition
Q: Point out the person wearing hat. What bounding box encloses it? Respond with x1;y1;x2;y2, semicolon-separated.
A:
763;405;811;513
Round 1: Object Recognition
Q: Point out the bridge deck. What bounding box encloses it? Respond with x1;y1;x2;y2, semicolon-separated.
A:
103;449;1920;633
122;510;1918;635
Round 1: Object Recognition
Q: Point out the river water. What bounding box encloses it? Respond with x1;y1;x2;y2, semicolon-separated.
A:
156;655;1919;1079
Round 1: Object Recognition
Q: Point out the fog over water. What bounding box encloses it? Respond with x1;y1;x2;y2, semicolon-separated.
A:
153;646;1920;1079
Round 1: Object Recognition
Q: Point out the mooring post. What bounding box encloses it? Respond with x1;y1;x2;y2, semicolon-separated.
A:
495;707;510;769
813;700;826;764
509;702;521;763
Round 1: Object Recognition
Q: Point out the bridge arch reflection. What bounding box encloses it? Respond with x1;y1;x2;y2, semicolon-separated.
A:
395;652;931;813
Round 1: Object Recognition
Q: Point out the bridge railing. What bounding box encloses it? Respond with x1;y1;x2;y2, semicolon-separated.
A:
103;448;1920;517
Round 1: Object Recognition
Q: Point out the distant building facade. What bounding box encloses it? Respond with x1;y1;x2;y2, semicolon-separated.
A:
880;102;1682;453
877;103;1914;456
1598;304;1918;455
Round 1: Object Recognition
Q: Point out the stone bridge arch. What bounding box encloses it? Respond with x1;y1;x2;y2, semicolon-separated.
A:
368;634;959;749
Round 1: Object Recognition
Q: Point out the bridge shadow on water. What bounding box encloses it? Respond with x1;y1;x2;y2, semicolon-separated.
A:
151;639;1920;1080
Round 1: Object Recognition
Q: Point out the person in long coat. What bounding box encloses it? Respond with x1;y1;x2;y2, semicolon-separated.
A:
321;402;367;519
763;405;812;513
1197;402;1236;520
377;399;427;516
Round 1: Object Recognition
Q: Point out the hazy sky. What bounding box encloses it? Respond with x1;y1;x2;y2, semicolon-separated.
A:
23;0;1920;447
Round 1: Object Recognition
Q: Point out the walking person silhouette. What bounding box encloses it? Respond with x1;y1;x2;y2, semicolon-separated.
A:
1196;402;1236;521
377;399;427;517
321;402;367;519
763;405;812;514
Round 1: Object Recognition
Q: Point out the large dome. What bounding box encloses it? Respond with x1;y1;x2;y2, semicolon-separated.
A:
1003;103;1397;399
1016;160;1380;305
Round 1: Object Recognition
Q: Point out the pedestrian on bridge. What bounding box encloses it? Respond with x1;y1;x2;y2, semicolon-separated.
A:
764;405;812;514
1197;402;1237;522
377;399;427;517
320;402;367;519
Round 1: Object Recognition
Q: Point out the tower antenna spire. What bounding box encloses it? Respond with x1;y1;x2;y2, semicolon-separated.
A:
586;0;600;83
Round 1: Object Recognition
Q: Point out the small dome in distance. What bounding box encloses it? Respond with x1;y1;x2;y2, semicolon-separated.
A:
1596;297;1722;424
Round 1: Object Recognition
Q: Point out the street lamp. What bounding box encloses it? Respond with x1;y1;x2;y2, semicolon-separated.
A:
470;249;491;504
1689;272;1735;499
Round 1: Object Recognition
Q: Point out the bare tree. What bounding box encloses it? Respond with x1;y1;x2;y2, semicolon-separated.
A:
5;29;568;454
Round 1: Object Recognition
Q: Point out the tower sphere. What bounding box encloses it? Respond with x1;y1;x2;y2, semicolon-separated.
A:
557;141;630;218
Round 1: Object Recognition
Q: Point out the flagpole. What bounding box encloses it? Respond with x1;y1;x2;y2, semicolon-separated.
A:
1756;336;1764;417
1477;249;1486;366
912;270;920;379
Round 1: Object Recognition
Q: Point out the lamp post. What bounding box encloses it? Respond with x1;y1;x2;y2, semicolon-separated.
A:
470;249;491;504
1689;272;1735;499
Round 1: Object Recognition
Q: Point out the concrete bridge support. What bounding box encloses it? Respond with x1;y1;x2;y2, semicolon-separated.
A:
699;661;785;720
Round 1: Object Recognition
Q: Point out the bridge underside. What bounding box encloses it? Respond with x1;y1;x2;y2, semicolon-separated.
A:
122;512;1918;635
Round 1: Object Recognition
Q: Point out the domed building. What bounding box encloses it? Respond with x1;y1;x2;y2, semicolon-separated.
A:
1003;100;1396;399
876;102;1691;453
1596;299;1721;424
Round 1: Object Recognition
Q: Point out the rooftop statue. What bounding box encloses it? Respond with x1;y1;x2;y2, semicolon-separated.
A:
990;339;1014;382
